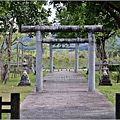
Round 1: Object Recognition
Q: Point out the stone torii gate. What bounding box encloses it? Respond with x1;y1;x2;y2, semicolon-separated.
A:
21;25;103;92
49;42;88;73
49;43;79;73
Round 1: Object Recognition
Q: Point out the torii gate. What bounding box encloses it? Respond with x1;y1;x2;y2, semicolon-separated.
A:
49;42;88;73
49;43;80;73
21;25;103;92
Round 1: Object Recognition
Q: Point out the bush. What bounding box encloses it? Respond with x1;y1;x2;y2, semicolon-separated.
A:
80;66;87;69
108;64;120;71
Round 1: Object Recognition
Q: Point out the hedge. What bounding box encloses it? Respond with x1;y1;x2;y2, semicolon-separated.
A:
108;64;120;71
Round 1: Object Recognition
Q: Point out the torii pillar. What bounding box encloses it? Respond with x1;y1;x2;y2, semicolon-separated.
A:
50;43;53;73
88;32;95;92
36;29;43;92
84;25;103;92
75;43;79;73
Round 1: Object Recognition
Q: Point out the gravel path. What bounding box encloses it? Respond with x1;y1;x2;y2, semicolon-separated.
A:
20;71;115;119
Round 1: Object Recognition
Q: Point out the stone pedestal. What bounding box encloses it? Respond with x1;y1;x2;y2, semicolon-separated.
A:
99;59;112;86
18;59;31;86
99;75;112;86
18;70;31;86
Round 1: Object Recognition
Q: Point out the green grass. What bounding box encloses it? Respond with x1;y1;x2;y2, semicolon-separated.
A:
1;70;119;118
0;72;47;119
80;70;120;106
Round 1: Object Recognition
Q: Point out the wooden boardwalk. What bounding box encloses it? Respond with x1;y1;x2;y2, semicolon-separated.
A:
20;71;115;119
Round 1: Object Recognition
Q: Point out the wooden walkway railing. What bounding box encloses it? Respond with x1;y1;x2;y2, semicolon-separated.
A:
0;93;20;119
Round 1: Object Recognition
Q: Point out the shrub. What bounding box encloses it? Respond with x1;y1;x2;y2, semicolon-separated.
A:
108;64;120;71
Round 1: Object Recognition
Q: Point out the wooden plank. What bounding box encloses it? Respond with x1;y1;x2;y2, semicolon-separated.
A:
21;25;82;32
116;93;120;119
0;97;2;119
42;38;89;43
2;102;11;105
11;93;20;119
2;109;11;113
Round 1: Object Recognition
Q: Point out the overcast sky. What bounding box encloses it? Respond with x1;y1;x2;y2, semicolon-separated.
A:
43;1;56;22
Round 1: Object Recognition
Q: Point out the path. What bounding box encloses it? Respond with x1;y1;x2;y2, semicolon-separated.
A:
20;71;115;119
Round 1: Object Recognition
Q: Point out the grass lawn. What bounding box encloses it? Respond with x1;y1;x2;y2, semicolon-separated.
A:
0;72;47;119
80;70;120;106
1;70;119;119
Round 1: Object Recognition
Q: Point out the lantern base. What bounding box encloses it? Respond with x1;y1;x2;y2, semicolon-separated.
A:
18;74;31;86
99;75;112;86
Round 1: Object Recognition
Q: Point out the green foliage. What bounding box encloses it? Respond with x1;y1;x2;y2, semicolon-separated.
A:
79;55;84;58
80;66;87;69
52;1;120;61
0;72;48;119
0;1;51;37
108;64;120;71
80;70;120;105
42;50;88;69
0;1;51;73
0;1;50;31
52;2;120;37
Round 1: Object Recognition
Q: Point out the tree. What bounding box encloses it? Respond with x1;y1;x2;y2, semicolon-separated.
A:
0;1;51;83
50;1;120;61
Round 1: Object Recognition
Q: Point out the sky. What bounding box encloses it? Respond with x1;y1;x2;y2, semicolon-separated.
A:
43;0;56;22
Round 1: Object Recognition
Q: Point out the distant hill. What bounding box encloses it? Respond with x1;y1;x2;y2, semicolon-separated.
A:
16;34;89;51
78;43;88;51
14;35;120;51
14;35;36;50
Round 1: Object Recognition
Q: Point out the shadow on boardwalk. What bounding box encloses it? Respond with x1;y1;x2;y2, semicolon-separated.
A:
20;71;115;119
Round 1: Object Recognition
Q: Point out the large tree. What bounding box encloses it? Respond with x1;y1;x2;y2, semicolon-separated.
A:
51;1;120;61
0;1;51;83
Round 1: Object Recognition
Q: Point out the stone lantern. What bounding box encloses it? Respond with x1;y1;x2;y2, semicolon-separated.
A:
99;59;112;86
18;59;31;86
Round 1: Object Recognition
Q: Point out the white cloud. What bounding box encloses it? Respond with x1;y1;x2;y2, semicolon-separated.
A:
43;0;56;22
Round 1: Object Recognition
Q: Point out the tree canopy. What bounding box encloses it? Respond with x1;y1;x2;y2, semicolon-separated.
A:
51;1;120;60
0;1;51;83
52;1;120;29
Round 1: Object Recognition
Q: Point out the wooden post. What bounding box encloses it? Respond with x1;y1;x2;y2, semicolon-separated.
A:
50;44;53;73
0;97;2;119
88;32;95;92
75;43;79;73
11;93;20;119
116;93;120;119
36;29;43;92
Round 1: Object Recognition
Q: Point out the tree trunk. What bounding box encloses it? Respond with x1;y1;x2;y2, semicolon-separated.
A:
2;22;14;83
0;53;3;81
96;38;107;61
2;64;9;84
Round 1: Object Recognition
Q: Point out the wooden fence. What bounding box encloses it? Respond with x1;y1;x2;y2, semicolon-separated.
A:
116;93;120;119
0;93;20;119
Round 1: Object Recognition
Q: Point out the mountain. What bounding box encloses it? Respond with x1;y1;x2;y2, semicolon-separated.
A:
14;35;120;51
14;35;36;50
78;43;88;51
